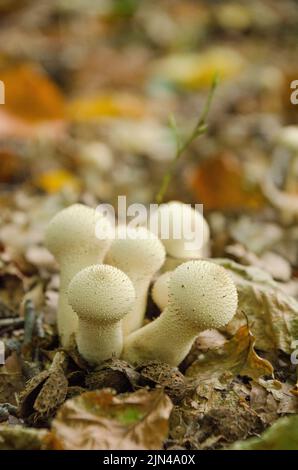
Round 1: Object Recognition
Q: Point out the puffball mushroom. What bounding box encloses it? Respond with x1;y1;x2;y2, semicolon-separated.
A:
151;271;172;311
122;260;238;366
148;201;210;271
105;226;165;335
45;204;112;348
68;264;135;365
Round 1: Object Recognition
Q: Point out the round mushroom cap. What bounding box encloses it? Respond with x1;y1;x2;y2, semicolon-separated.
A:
150;201;210;259
105;226;165;279
68;264;135;322
45;204;111;262
278;126;298;152
152;271;172;310
169;260;238;330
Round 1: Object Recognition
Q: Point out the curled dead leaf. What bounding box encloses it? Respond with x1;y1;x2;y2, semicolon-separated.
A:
186;325;273;383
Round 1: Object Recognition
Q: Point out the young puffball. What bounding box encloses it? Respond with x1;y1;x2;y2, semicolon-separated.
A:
148;201;210;271
105;226;165;335
151;271;172;311
68;264;135;365
122;260;238;366
45;204;112;348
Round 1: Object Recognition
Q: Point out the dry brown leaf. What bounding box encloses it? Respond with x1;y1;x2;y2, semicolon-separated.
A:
19;351;68;421
186;325;273;382
216;259;298;354
46;388;173;450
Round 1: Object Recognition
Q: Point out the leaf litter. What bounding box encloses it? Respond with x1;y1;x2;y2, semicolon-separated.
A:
0;0;297;451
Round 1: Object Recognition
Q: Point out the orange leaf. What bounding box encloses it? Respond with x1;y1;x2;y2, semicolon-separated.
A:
189;152;265;211
0;64;65;122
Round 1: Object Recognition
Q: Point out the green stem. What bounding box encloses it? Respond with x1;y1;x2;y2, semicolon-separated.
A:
155;74;218;204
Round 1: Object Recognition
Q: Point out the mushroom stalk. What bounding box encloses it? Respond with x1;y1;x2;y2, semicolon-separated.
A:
68;264;135;366
75;318;123;365
123;306;199;366
45;204;112;348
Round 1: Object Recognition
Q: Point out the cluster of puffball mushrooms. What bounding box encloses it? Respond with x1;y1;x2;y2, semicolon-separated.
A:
45;202;238;367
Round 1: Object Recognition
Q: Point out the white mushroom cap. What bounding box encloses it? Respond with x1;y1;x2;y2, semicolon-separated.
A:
278;126;298;152
169;260;238;330
106;226;165;280
45;203;112;265
44;203;112;348
151;271;172;311
68;264;135;323
149;201;210;259
105;226;165;334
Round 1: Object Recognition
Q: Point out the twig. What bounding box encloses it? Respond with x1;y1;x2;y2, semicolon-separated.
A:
0;318;24;329
23;299;37;347
155;74;218;204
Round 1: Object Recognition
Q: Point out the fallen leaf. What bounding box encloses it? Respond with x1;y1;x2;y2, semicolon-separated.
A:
34;169;81;194
86;359;140;393
0;424;48;450
186;325;273;383
230;415;298;450
67;93;146;121
0;64;65;122
216;258;298;354
19;351;68;422
190;153;265;211
46;388;173;450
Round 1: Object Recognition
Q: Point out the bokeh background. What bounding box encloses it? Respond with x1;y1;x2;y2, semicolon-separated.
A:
0;0;297;280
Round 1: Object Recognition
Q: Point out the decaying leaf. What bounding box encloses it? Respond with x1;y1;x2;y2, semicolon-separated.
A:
0;424;48;450
86;359;140;393
46;388;173;450
137;362;189;404
169;383;263;449
186;325;273;383
19;351;68;422
216;259;298;354
0;353;25;405
230;415;298;450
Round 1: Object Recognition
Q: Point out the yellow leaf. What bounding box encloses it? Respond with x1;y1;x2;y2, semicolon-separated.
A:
35;169;81;194
67;93;146;121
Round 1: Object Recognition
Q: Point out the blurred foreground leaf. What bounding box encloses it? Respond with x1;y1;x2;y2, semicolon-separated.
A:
230;415;298;450
46;389;173;450
0;425;48;450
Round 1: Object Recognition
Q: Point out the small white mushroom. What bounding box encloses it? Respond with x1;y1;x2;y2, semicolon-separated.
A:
151;271;172;311
68;264;135;365
149;201;210;271
122;260;238;366
45;204;112;348
105;226;165;335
